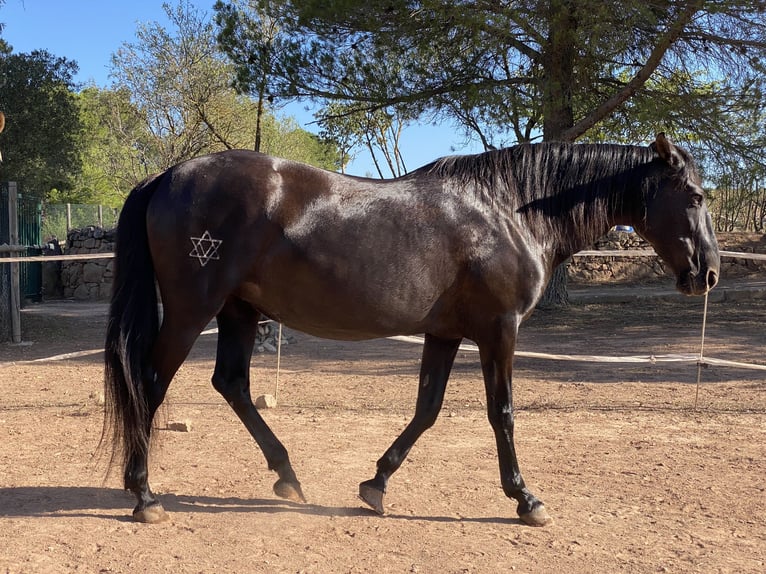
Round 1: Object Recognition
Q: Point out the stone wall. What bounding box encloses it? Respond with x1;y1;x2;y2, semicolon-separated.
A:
568;230;666;284
715;232;766;278
61;227;115;299
569;230;766;284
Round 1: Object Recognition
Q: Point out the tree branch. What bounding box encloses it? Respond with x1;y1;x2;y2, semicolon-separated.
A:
560;1;704;142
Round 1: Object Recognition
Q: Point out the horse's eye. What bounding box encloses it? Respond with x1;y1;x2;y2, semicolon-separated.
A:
689;192;704;207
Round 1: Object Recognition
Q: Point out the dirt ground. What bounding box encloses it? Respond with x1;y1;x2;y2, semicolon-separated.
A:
0;289;764;573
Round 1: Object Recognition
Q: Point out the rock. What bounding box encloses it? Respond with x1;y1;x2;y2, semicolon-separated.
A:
255;394;277;409
89;391;105;406
167;420;192;432
73;283;90;300
82;262;104;283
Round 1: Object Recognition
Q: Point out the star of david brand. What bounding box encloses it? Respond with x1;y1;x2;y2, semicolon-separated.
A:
189;230;222;267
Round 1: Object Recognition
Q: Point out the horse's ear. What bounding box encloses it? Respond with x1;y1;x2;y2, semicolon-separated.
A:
652;132;684;168
0;112;5;134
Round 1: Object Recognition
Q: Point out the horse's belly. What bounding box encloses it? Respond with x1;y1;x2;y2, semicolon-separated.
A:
234;271;444;341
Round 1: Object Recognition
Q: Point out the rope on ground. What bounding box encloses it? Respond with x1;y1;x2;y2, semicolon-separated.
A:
387;335;766;371
5;332;765;372
695;291;710;409
0;348;103;366
6;337;765;371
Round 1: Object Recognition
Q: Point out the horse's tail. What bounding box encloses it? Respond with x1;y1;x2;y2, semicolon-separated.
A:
102;173;164;482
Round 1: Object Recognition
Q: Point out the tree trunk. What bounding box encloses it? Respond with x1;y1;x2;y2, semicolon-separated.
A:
254;86;265;152
538;0;578;308
538;259;570;309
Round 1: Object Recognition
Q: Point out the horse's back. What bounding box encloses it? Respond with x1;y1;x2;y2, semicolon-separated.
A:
142;151;454;337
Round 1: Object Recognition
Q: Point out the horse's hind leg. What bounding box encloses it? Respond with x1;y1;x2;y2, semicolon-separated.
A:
359;334;461;514
212;297;305;503
126;314;209;523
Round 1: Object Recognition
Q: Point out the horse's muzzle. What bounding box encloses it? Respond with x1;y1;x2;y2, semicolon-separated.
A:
677;268;719;296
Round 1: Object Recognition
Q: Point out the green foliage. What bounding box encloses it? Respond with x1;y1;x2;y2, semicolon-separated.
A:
106;0;341;177
0;0;6;38
260;114;341;170
75;87;153;206
213;0;297;101
214;0;308;152
110;1;236;170
0;50;84;198
220;0;766;237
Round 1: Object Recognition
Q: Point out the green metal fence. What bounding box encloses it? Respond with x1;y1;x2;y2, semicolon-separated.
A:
0;183;43;302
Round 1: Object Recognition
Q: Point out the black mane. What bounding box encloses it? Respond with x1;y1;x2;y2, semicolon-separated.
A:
423;142;675;254
426;142;666;202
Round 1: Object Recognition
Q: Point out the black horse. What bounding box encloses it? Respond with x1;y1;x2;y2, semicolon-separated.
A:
104;134;719;526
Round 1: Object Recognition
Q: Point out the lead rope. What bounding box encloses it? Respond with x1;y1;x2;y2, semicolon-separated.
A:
274;322;283;402
694;291;710;410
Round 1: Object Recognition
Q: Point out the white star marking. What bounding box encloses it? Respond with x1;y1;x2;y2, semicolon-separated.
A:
189;230;222;267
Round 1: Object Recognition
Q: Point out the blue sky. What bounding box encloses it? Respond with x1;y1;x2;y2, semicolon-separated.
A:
1;0;483;177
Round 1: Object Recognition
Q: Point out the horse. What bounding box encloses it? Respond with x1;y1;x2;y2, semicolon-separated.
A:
103;133;719;526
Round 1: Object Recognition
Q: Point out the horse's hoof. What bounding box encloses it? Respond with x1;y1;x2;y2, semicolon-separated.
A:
519;504;552;527
133;503;169;524
358;483;386;515
273;478;306;503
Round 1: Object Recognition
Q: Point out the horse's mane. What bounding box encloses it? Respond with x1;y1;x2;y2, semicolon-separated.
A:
422;142;689;254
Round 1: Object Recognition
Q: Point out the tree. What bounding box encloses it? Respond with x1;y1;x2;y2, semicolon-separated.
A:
0;0;8;50
317;103;410;177
75;86;156;205
221;0;766;305
110;1;239;171
0;49;83;198
215;1;411;176
583;69;766;233
214;0;298;152
110;0;340;176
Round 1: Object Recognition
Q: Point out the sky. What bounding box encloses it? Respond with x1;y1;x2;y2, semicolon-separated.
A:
0;0;483;177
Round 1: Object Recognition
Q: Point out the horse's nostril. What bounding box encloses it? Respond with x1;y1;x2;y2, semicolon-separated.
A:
707;269;719;289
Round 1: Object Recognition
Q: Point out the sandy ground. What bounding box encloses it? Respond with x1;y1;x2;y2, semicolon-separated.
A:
0;291;764;573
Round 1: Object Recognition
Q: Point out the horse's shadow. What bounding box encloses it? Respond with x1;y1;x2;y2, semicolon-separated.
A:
0;486;519;525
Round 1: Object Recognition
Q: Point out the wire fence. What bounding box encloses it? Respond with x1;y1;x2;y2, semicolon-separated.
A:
41;203;120;243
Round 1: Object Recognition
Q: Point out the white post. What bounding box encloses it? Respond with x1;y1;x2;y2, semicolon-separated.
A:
66;203;72;231
8;182;21;343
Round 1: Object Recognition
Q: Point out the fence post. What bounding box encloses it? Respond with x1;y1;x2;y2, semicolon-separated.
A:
66;203;71;231
98;205;103;228
8;182;21;343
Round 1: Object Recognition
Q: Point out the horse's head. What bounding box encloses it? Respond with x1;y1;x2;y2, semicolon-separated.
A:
636;134;720;296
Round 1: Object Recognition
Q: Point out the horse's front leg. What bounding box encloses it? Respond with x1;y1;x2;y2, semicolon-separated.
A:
359;334;462;514
478;315;552;527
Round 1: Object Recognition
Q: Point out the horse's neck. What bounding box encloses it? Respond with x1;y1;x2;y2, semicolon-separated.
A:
539;182;625;267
